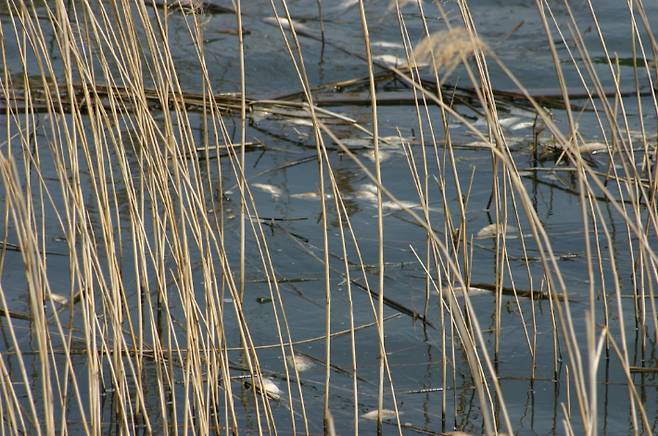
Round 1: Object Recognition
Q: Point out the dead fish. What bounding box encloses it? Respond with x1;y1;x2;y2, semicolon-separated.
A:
290;192;334;200
261;378;281;399
251;183;282;198
476;223;517;239
443;286;491;297
287;354;314;372
361;409;400;420
245;377;281;400
373;54;408;67
263;16;313;36
47;293;69;305
364;149;392;162
372;41;404;50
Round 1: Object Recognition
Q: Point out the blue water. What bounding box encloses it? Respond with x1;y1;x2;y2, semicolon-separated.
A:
0;0;657;434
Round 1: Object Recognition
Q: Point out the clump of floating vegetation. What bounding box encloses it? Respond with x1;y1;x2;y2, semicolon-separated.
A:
0;0;656;435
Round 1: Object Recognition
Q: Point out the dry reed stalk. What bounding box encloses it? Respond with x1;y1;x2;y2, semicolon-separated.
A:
402;6;471;429
353;1;392;434
1;0;657;434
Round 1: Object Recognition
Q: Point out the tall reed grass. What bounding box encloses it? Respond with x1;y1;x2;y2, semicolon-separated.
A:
0;0;655;434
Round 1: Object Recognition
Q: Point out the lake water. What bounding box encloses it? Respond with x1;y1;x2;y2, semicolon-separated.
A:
1;0;657;434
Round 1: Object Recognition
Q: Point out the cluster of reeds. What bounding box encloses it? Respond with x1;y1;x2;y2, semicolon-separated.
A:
0;0;656;434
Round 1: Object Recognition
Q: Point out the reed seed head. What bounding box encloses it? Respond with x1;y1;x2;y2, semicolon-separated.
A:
411;28;486;73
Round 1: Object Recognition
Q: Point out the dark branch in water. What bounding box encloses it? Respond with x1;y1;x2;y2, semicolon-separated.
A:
469;282;572;302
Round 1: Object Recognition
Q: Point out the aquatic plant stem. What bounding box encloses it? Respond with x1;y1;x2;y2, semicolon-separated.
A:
355;1;387;433
236;0;246;303
263;0;333;429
